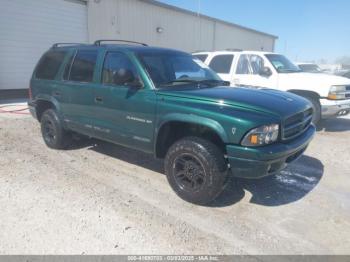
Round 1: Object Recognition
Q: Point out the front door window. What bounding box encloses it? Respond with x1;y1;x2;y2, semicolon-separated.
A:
236;54;264;75
235;54;276;89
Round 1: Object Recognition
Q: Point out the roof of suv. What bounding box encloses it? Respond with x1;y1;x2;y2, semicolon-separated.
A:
50;43;189;56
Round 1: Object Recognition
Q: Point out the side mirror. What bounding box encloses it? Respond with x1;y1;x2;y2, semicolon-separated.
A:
259;67;272;77
113;69;143;88
129;76;144;89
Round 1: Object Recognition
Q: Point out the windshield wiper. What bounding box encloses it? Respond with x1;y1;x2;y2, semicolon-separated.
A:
198;79;230;86
162;79;199;85
279;69;302;73
161;79;229;87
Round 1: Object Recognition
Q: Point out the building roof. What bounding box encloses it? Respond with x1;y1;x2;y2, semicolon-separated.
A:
140;0;278;39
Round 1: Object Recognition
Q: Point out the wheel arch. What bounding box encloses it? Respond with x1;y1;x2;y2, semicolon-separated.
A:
288;89;322;123
155;114;228;159
288;89;320;100
35;95;61;121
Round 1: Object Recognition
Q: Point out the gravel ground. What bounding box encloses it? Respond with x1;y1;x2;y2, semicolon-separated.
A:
0;106;349;255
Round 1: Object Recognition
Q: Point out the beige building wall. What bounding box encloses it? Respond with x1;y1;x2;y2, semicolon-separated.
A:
213;22;275;51
87;0;277;52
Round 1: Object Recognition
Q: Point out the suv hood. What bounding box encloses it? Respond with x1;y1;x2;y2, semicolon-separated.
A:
278;72;350;96
158;87;310;118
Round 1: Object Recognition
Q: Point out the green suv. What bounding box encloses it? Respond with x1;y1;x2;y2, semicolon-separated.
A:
28;40;316;204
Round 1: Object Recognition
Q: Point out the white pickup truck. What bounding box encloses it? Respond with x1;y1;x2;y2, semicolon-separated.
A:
193;51;350;123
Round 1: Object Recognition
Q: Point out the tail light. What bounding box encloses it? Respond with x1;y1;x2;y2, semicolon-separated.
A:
28;84;32;99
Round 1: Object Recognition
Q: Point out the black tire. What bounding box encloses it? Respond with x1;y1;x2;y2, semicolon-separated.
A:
307;97;321;125
40;109;71;149
164;137;228;205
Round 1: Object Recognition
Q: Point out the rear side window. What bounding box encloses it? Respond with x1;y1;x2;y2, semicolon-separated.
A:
35;51;66;80
69;50;98;82
193;54;208;62
209;55;234;74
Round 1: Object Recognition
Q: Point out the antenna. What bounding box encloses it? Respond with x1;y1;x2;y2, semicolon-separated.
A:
197;0;202;51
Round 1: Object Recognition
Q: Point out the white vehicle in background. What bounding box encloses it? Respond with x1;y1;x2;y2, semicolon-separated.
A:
335;70;350;79
193;51;350;123
295;62;324;73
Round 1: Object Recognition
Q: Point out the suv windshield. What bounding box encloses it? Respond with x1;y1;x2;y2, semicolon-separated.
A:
265;54;302;73
137;52;222;88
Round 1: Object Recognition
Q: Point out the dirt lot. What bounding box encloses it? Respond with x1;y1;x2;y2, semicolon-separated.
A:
0;103;349;255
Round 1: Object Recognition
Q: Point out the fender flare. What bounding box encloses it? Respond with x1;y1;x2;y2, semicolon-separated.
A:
34;94;64;121
287;89;321;99
155;113;229;144
35;94;61;111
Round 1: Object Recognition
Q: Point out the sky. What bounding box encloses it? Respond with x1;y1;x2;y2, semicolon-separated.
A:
158;0;350;63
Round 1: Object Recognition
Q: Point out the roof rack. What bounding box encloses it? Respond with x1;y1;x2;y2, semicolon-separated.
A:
225;48;243;52
94;39;148;46
193;48;243;53
51;43;86;48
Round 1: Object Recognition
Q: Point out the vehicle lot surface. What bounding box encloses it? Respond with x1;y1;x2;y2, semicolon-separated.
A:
0;105;349;255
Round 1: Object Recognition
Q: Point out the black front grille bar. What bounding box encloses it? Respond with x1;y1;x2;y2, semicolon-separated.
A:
283;112;313;140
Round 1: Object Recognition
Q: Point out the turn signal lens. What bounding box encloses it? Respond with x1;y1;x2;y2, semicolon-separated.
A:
328;85;347;100
327;94;338;100
250;135;258;144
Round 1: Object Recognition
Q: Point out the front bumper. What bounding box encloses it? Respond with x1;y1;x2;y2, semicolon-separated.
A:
226;125;316;179
320;98;350;118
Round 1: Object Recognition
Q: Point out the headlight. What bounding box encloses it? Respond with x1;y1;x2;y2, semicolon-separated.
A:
241;124;279;147
328;85;347;100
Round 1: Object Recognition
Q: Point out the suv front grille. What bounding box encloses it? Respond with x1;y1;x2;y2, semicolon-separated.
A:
282;108;313;140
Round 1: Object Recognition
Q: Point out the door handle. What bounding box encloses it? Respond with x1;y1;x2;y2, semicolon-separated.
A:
95;96;103;103
233;79;240;86
53;91;61;97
